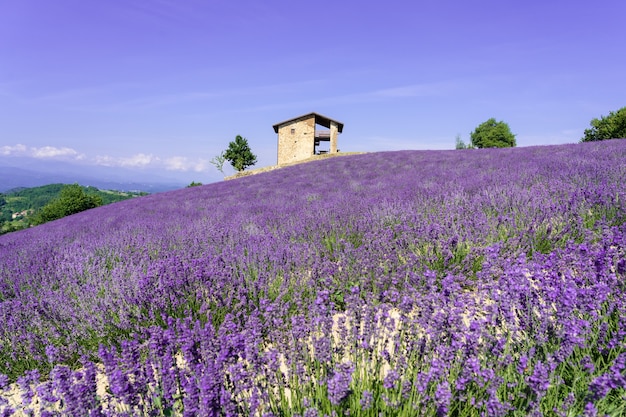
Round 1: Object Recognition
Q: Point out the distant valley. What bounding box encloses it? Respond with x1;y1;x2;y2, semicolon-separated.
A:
0;183;149;234
0;157;189;193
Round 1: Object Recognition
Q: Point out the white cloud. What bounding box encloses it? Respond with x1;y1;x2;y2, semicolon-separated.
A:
31;146;84;159
0;144;84;159
94;153;160;168
93;153;211;172
164;156;189;171
93;155;117;167
2;143;213;175
0;144;28;155
164;156;210;172
119;153;159;167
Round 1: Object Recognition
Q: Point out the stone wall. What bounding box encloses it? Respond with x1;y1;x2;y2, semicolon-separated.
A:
277;115;316;165
330;121;339;153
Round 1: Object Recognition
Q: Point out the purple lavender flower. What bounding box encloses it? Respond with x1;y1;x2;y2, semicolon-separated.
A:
527;361;551;397
581;355;595;374
589;353;626;401
583;402;598;417
434;382;451;417
182;373;200;417
35;381;58;405
360;390;374;410
517;354;529;375
107;369;132;404
303;407;319;417
2;141;626;415
17;370;39;408
45;345;60;364
0;407;15;417
313;335;331;364
383;369;400;390
326;362;354;406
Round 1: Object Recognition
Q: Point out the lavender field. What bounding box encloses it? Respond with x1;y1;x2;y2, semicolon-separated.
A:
1;141;625;416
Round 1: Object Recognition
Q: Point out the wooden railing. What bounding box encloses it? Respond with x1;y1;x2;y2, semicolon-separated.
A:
315;130;331;139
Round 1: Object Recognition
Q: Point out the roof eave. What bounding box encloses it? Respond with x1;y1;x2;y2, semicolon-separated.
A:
273;112;344;133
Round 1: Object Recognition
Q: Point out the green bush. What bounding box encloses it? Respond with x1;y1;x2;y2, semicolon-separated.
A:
471;118;516;148
581;106;626;142
32;184;103;225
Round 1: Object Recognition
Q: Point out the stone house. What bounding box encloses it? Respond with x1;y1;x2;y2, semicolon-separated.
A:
272;112;344;165
12;209;32;219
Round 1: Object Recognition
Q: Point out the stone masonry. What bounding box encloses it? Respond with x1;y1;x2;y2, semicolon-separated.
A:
273;113;344;165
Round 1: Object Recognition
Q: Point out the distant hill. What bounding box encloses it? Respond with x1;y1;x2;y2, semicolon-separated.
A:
0;157;187;193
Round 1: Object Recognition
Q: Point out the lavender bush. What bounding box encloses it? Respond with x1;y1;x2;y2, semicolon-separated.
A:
1;140;625;416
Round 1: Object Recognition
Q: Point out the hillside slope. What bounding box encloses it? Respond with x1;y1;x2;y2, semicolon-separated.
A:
1;141;625;415
0;184;148;234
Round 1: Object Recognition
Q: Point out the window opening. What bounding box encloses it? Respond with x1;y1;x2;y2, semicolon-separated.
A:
314;123;330;154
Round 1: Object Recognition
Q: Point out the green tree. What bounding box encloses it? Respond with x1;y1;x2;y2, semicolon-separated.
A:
223;135;257;172
0;221;17;235
581;106;626;142
470;118;516;148
210;152;227;175
455;134;468;150
33;184;103;225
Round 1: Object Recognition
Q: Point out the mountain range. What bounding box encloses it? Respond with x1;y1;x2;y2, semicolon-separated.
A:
0;157;190;193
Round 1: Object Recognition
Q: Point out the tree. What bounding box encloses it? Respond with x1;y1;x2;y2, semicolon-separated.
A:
0;221;17;235
210;152;227;175
32;184;102;225
470;118;516;148
223;135;257;172
581;106;626;142
455;134;468;150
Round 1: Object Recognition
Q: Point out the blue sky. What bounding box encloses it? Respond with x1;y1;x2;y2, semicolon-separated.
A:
1;0;625;184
